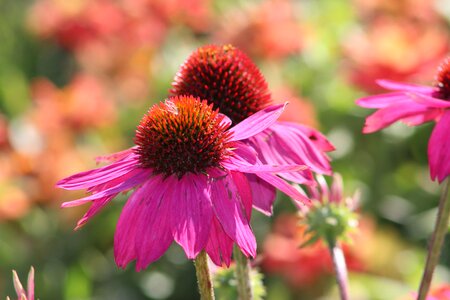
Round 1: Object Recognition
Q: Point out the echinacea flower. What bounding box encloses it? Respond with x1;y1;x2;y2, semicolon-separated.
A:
356;57;450;182
7;267;34;300
58;95;310;270
170;44;334;215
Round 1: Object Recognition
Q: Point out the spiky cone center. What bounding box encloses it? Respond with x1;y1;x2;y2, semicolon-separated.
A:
434;57;450;100
170;44;272;124
134;96;234;177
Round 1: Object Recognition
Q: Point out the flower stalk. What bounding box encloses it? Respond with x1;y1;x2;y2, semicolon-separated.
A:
417;178;450;300
328;241;349;300
234;246;253;300
194;251;215;300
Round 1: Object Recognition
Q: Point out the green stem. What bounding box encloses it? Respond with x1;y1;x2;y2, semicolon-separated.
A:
234;247;253;300
328;241;349;300
417;178;450;300
194;251;215;300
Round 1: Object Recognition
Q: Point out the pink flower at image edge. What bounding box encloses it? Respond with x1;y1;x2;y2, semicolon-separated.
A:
356;57;450;182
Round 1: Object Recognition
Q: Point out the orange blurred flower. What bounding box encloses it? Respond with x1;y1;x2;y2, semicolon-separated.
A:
343;16;449;92
215;0;303;60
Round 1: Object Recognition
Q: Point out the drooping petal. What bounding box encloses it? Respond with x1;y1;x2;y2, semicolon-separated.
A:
401;109;443;126
246;174;276;216
356;92;411;109
228;103;286;141
205;217;234;267
57;151;139;190
363;102;432;133
114;175;173;270
135;176;176;271
256;172;311;207
231;171;253;219
376;79;435;94
61;169;151;208
171;174;213;259
210;174;256;257
74;195;116;230
428;110;450;182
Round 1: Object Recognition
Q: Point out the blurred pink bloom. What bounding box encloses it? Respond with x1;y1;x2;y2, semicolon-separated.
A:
356;57;450;182
58;96;311;270
7;267;34;300
406;284;450;300
170;45;334;214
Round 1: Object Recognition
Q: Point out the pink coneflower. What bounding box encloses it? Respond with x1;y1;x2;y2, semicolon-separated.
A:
170;44;334;214
58;95;310;270
356;57;450;182
7;267;34;300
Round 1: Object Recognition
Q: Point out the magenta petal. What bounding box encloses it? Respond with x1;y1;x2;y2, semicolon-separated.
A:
428;111;450;182
228;103;286;141
376;79;435;94
205;217;234;267
256;172;311;207
288;123;335;152
246;174;276;216
230;171;253;219
407;92;450;108
114;176;165;268
356;92;411;109
171;174;213;259
27;267;34;300
363;102;431;133
74;195;115;229
95;148;135;163
401;109;442;126
57;152;139;190
61;169;150;208
210;174;256;257
134;176;176;271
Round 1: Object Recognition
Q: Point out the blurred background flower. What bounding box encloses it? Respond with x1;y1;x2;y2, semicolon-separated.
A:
0;0;449;299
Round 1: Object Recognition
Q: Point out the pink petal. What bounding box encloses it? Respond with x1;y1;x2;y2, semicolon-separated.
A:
401;109;442;126
356;92;411;109
210;174;256;257
256;172;311;207
363;102;433;133
246;174;276;216
376;79;435;94
27;267;34;300
228;103;286;141
407;92;450;108
12;270;26;298
330;173;344;203
288;123;335;152
57;152;139;190
114;175;172;269
428;110;450;182
205;217;234;267
74;195;115;229
61;169;150;208
95;148;135;163
230;171;253;219
135;176;176;271
271;123;332;175
171;174;213;259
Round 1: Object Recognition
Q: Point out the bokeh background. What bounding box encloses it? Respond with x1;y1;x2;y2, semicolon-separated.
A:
0;0;449;299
